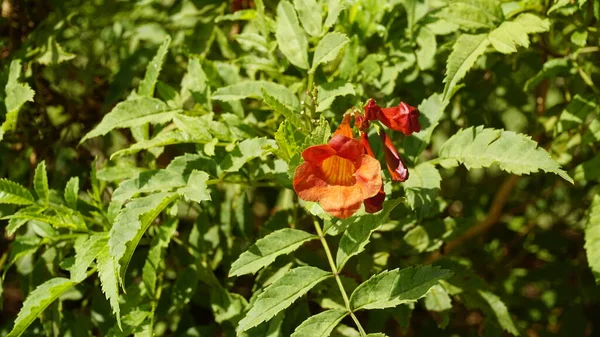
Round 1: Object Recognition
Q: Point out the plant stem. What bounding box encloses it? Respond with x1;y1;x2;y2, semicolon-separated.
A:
313;219;367;337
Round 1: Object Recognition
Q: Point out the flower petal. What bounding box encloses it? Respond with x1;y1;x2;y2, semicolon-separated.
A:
318;185;364;219
293;162;329;202
364;189;385;213
302;144;336;164
360;132;375;157
379;102;421;135
380;130;409;182
328;135;364;161
334;114;353;138
364;99;382;121
354;154;383;198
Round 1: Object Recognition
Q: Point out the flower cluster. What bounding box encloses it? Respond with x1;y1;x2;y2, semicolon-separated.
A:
293;99;420;219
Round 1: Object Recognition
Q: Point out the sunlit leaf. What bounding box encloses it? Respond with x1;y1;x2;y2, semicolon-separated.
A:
0;178;34;205
442;34;490;102
276;1;309;69
291;309;348;337
585;194;600;284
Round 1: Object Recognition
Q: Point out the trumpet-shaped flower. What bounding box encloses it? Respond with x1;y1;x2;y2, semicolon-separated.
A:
293;119;382;219
363;99;421;136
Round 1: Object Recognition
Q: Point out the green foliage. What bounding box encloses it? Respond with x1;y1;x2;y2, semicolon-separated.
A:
2;1;600;337
438;126;572;183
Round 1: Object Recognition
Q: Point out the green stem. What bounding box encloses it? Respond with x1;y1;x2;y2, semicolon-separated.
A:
313;219;367;337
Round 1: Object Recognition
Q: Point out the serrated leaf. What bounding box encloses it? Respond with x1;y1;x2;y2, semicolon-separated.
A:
336;198;403;271
33;161;49;204
182;57;211;110
442;34;490;102
81;97;178;142
316;81;355;112
548;0;570;14
229;228;317;277
477;290;518;335
237;266;331;332
211;287;248;323
0;178;34;205
64;177;79;210
242;312;284;337
6;277;77;337
261;87;305;130
311;32;349;72
404;163;442;219
437;0;503;30
213;81;300;110
138;36;171;97
110;129;199;159
96;246;122;329
219;137;277;174
291;309;348;337
488;14;549;55
177;170;211;203
424;285;453;312
3;60;35;134
295;0;323;37
3;211;79;230
36;36;76;65
143;218;177;295
349;266;453;311
512;13;550;33
108;192;178;285
585;194;600;284
524;58;571;91
276;1;309;69
438;126;573;183
172;114;213;141
70;233;108;282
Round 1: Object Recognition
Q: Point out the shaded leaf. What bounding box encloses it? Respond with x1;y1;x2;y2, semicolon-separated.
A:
64;177;79;210
229;228;317;277
336;198;404;271
404;163;442;219
97;247;122;329
585;194;600;284
138;36;171;97
36;36;76;65
424;285;452;312
33;161;49;204
220;137;277;174
261;87;305;130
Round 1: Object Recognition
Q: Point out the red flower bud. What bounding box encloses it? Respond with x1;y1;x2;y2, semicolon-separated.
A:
364;189;385;213
379;102;421;136
380;130;409;182
364;99;382;122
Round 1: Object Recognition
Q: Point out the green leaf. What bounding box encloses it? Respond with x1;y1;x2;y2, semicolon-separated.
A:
36;36;76;65
316;81;355;112
138;36;171;97
261;87;305;130
64;177;79;210
548;0;570;14
476;290;519;335
110;129;199;159
70;233;108;282
33;161;49;204
3;211;79;230
404;163;442;219
276;0;309;69
438;126;573;183
574;155;600;182
437;0;503;30
242;312;285;337
142;218;178;295
336;198;404;271
172;114;213;141
0;178;34;205
237;266;331;333
349;266;453;311
177;170;211;203
215;9;257;22
229;228;318;277
291;309;348;337
295;0;323;37
7;278;76;337
211;287;248;323
524;58;571;91
325;0;345;28
442;34;490;102
416;27;436;70
80;97;178;142
571;29;588;47
556;95;596;134
585;194;600;284
424;285;453;312
311;32;349;73
97;246;122;329
213;81;300;109
108;192;178;284
3;60;35;134
219;137;277;174
488;14;549;54
182;57;211;110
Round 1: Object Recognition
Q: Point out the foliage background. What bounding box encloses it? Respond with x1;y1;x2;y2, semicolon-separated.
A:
1;0;599;336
